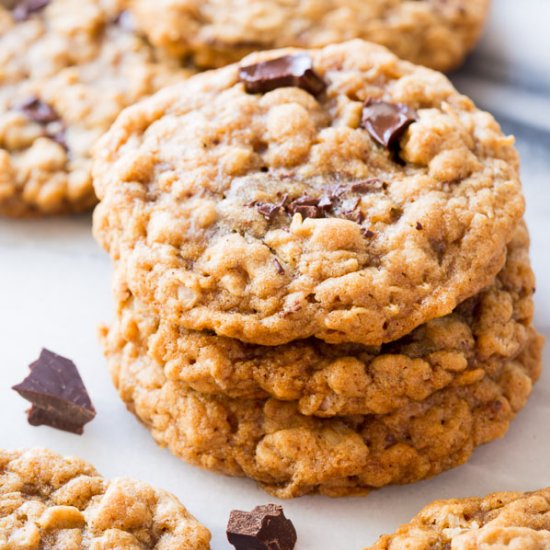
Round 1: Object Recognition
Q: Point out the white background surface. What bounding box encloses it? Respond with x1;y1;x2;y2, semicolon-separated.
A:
1;2;550;548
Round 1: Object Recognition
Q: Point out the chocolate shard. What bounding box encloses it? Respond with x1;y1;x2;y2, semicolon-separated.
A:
350;178;385;193
227;504;297;550
240;54;326;96
12;0;49;21
273;258;285;275
255;202;282;222
287;196;329;219
361;99;417;150
113;9;135;31
12;349;96;435
18;96;59;124
17;97;68;150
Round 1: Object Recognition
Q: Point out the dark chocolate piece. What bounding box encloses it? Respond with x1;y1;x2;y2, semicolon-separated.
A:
273;258;285;275
240;54;326;96
18;96;59;124
113;10;135;31
350;178;385;193
17;97;68;149
255;202;282;222
361;100;417;150
287;196;328;219
12;0;49;21
12;349;96;435
227;504;297;550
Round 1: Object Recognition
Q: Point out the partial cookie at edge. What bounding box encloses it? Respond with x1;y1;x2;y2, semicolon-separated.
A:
0;0;190;217
128;0;491;71
368;487;550;549
0;448;211;549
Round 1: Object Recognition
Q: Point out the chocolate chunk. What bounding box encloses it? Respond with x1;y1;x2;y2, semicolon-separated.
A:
12;0;49;21
49;128;68;151
255;202;282;222
17;97;68;149
416;222;423;230
287;196;328;219
361;100;417;150
227;504;297;550
350;178;385;193
113;10;135;31
12;349;96;435
362;228;375;238
274;258;285;275
18;96;59;124
240;54;326;96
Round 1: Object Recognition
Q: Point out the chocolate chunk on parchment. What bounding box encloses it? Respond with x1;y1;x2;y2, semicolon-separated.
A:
240;54;326;96
227;504;297;550
12;0;49;21
361;100;417;150
12;349;96;435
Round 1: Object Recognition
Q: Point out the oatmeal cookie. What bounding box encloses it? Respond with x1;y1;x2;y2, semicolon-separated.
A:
0;0;189;217
94;40;524;346
105;223;535;418
0;448;211;549
128;0;490;71
369;487;550;549
103;303;542;498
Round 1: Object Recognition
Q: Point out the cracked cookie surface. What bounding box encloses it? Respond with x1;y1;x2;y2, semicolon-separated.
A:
94;40;524;346
128;0;490;71
0;0;189;217
105;223;536;418
369;487;550;549
0;448;211;549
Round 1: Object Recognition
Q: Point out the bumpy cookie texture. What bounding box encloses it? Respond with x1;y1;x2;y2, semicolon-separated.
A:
128;0;490;71
94;40;524;346
0;0;189;217
369;487;550;549
0;448;211;549
103;300;542;498
106;223;536;418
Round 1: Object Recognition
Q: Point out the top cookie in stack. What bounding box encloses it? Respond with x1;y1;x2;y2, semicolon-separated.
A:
93;40;540;497
127;0;491;71
94;39;524;348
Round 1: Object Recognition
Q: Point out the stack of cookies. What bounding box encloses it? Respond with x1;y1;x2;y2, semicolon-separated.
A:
93;39;543;498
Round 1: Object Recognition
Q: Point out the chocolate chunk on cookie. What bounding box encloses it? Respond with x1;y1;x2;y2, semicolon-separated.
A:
361;100;417;151
368;487;550;549
11;0;49;21
240;54;326;96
